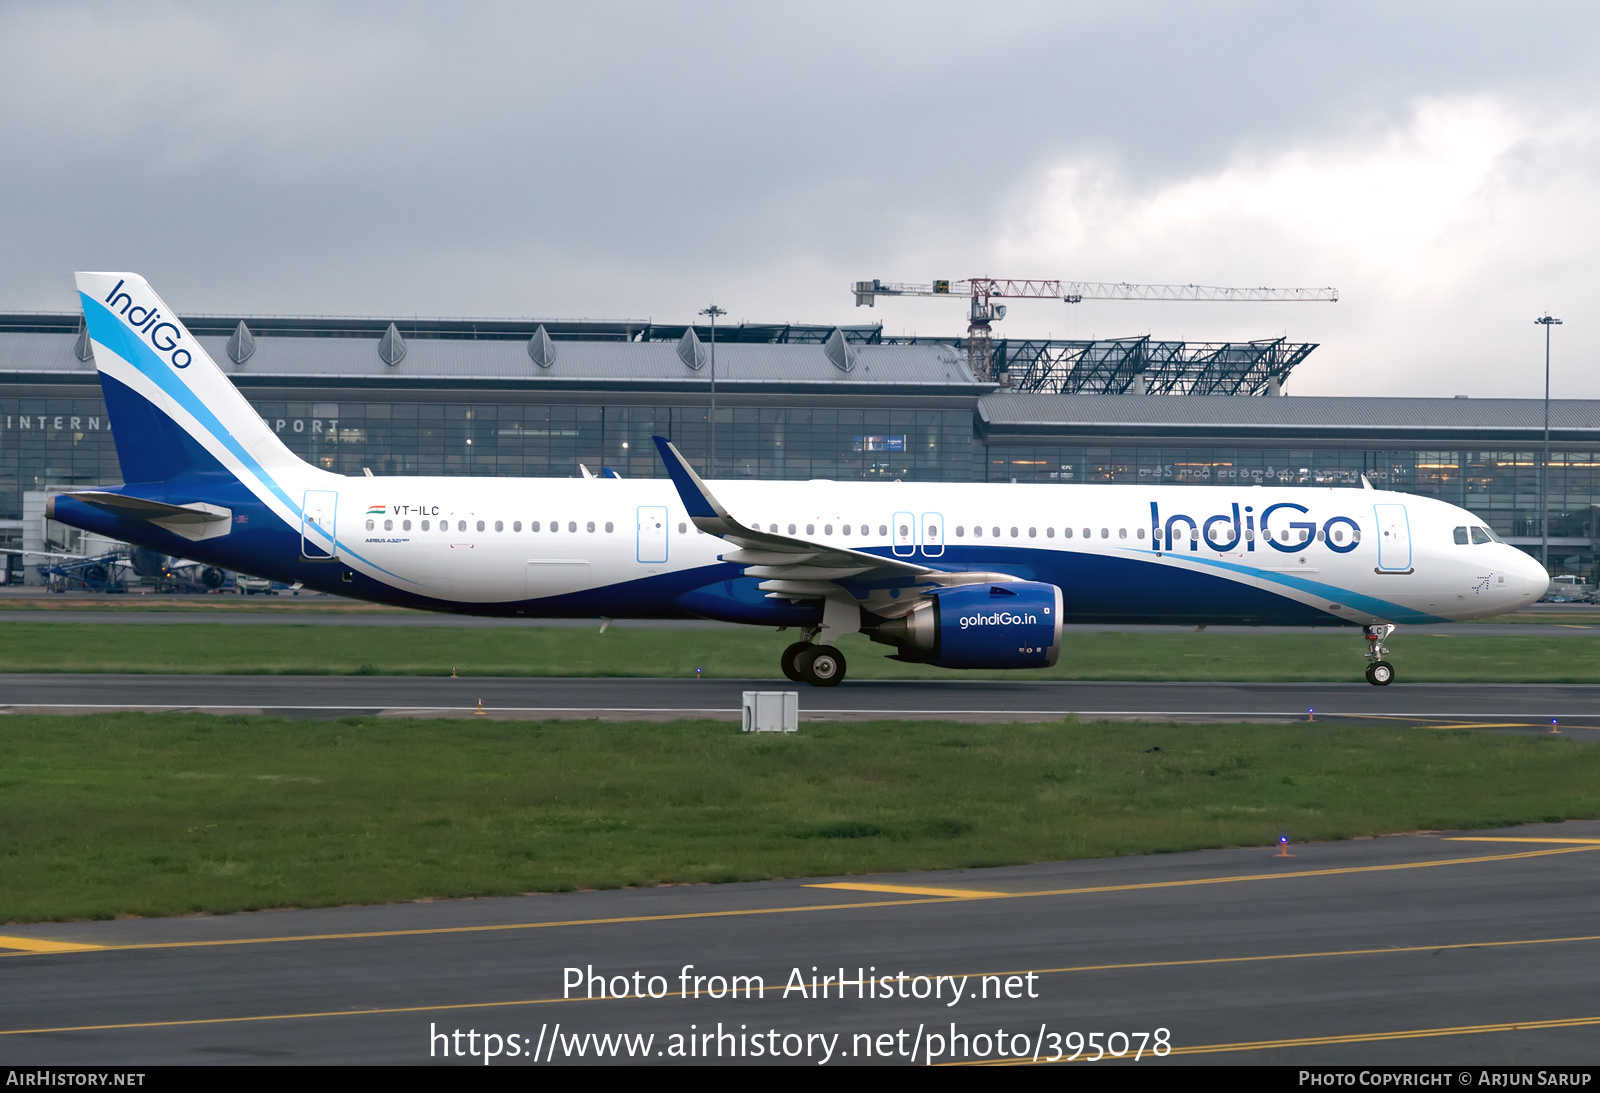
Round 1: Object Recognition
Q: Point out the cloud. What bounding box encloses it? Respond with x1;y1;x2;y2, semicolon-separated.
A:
992;95;1600;396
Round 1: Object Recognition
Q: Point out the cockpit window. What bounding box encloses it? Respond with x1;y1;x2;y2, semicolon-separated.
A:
1453;526;1469;545
1470;526;1493;545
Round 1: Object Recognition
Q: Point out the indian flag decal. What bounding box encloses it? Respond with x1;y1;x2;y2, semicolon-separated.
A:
367;505;386;515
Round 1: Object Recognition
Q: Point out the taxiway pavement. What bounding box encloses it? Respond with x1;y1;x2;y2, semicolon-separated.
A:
4;674;1600;732
2;821;1598;1064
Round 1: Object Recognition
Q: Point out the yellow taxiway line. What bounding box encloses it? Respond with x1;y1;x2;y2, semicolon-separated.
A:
0;844;1592;959
8;932;1600;1039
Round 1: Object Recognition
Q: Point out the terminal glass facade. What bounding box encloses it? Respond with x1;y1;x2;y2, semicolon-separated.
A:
0;394;974;517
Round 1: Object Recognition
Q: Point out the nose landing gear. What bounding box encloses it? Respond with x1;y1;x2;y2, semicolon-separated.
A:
1363;624;1396;686
779;635;848;687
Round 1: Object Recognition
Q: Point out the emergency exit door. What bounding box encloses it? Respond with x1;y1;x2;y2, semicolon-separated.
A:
301;490;338;560
637;505;668;563
1374;503;1412;571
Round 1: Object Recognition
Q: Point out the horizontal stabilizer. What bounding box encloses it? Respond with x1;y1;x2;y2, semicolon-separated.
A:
52;492;232;543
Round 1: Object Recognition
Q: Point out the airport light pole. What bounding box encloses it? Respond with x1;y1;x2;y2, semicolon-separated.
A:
701;304;726;477
1536;314;1562;573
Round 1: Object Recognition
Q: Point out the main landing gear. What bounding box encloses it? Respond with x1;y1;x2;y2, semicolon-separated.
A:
780;639;848;687
1363;624;1396;686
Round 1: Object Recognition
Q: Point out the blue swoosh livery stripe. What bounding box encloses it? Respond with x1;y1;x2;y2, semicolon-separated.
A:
1145;549;1448;624
80;293;410;583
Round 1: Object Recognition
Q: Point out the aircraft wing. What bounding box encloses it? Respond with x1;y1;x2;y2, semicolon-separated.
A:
652;435;935;595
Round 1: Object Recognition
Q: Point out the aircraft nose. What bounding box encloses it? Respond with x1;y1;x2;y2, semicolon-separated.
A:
1510;549;1551;606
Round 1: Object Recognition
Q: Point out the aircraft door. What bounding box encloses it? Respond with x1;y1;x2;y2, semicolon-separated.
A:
1374;503;1412;571
920;511;944;557
301;490;338;560
637;505;668;563
892;511;916;557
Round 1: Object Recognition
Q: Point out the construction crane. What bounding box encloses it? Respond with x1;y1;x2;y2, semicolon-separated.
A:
852;277;1339;382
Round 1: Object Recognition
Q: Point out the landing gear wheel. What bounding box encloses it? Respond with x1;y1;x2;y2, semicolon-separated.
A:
780;641;811;683
1365;661;1394;686
797;644;847;687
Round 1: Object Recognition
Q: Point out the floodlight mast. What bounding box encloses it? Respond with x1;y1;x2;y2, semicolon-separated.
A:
851;277;1340;382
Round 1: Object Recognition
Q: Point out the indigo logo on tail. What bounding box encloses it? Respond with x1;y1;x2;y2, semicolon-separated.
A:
102;279;192;369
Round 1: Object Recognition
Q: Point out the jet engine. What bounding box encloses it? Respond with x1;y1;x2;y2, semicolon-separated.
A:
128;547;169;579
866;581;1063;670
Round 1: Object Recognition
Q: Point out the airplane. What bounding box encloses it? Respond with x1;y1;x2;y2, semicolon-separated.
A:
48;272;1551;687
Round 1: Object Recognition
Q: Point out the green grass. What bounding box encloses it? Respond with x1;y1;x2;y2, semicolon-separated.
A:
1;713;1597;922
3;621;1600;682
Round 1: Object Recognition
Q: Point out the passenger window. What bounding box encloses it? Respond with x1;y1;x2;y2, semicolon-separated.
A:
1010;527;1018;538
842;524;851;536
1136;528;1144;540
1453;526;1469;545
899;524;909;537
457;520;467;532
550;520;558;532
992;527;1000;538
878;525;887;536
1333;529;1343;542
513;520;521;532
605;521;614;533
1028;527;1036;538
860;525;869;536
1118;528;1126;539
365;519;374;531
679;522;687;533
1046;527;1055;538
788;524;797;534
1470;527;1492;545
1082;528;1090;539
1063;528;1073;538
494;520;503;532
973;526;983;538
955;526;965;538
1100;528;1108;538
587;521;595;533
403;519;411;531
1245;528;1254;540
530;521;540;532
476;520;485;532
568;521;577;533
421;519;430;531
806;524;815;535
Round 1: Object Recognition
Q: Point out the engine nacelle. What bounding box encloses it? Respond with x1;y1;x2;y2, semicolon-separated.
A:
868;581;1063;670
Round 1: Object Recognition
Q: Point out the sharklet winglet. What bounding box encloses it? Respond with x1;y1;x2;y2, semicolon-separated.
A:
651;435;728;524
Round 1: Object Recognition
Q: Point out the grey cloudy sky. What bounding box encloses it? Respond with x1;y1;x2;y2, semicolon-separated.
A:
3;1;1599;396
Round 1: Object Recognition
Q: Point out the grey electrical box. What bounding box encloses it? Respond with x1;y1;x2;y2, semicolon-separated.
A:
742;691;799;733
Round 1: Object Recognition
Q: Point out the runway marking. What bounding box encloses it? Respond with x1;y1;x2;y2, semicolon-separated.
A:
807;883;1008;898
9;934;1600;1039
0;935;103;954
970;1014;1600;1063
9;704;1600;725
1446;844;1600;851
1;845;1591;960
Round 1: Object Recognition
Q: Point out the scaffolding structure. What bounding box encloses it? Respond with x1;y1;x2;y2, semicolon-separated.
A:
997;336;1316;396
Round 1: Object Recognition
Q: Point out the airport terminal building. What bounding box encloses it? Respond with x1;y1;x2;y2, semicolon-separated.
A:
4;309;1600;581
